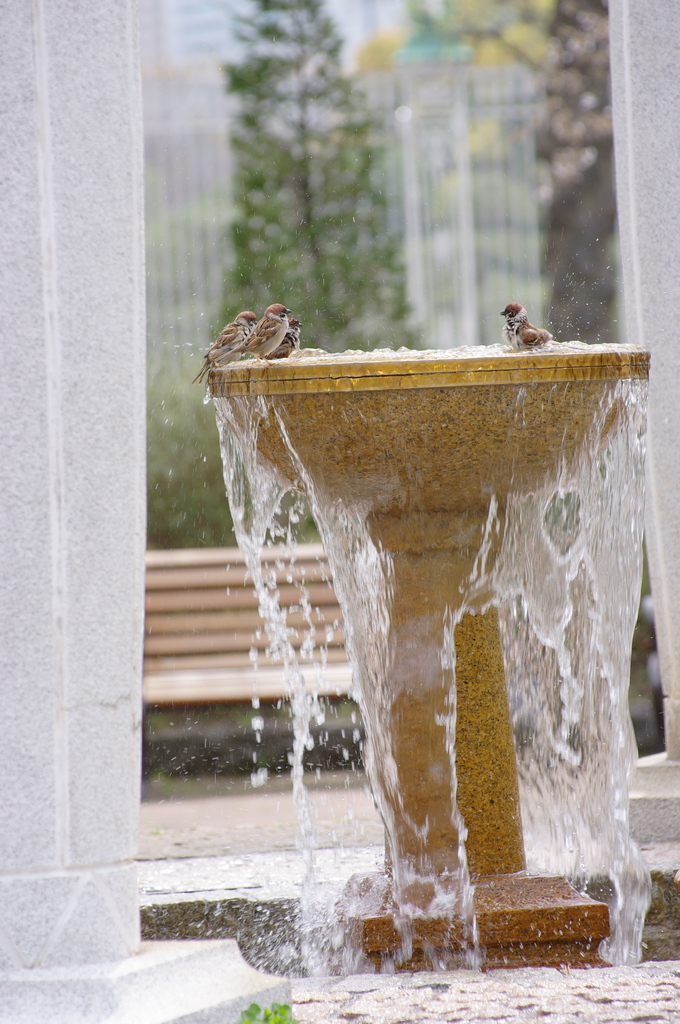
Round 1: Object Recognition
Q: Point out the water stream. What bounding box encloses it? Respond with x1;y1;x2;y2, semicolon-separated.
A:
213;343;650;972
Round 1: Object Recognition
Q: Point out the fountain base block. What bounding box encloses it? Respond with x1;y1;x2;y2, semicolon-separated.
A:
340;872;610;971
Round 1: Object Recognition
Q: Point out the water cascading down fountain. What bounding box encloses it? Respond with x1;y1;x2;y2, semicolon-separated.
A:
210;343;650;972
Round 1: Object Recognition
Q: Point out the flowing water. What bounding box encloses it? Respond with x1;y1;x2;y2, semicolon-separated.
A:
212;343;650;972
495;377;650;965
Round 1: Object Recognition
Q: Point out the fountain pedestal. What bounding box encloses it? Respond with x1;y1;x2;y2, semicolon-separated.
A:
345;872;610;971
336;574;609;970
212;345;648;970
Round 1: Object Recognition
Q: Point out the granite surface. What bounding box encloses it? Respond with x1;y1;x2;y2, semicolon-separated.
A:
138;842;680;972
0;0;145;974
292;964;680;1023
610;0;680;760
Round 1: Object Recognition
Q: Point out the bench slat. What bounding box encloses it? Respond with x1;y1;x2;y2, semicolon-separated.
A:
145;582;338;613
145;544;327;569
145;630;345;656
144;646;351;673
145;609;342;635
143;663;353;704
146;562;330;590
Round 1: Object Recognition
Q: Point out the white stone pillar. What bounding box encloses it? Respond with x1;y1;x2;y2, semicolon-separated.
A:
609;0;680;760
0;0;146;969
0;2;288;1019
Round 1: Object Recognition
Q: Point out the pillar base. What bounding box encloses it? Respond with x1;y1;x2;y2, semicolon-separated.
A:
0;940;289;1024
338;872;610;972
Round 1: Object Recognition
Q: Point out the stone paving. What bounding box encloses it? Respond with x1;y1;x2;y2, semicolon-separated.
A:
292;964;680;1023
139;771;382;859
139;771;679;866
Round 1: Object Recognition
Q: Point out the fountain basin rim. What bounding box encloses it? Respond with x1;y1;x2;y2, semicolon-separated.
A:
209;344;649;397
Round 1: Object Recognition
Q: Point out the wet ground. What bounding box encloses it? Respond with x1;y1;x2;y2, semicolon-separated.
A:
139;771;680;1019
140;770;382;859
140;770;678;867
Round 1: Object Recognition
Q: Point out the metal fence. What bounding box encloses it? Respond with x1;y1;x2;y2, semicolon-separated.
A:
143;61;542;354
362;62;543;348
143;66;232;360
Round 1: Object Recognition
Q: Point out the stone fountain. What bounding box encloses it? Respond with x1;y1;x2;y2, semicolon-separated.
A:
210;343;649;971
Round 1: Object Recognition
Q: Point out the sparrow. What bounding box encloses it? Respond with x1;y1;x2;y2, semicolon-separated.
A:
192;311;258;382
244;303;293;360
264;317;301;360
500;302;554;350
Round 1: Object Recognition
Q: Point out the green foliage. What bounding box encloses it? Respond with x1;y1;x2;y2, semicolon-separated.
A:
147;352;320;549
147;353;235;549
224;0;413;351
408;0;556;66
238;1002;299;1024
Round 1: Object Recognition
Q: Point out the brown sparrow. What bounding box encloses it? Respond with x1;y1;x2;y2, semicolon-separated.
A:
264;317;301;360
501;302;553;350
192;311;258;382
244;303;293;360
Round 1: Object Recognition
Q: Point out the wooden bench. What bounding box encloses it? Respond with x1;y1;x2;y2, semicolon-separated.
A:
143;544;353;705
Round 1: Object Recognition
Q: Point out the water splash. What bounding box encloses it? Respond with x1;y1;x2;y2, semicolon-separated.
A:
216;400;322;970
212;352;649;972
495;378;650;964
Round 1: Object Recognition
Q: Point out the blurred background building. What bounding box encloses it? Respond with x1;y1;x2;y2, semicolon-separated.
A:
365;60;541;347
143;67;231;362
140;0;234;361
139;0;543;354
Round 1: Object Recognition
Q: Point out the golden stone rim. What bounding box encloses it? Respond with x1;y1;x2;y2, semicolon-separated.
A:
209;346;650;397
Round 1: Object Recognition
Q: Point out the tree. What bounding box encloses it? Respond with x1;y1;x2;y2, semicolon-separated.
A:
538;0;616;344
147;352;318;549
408;0;616;343
224;0;412;351
407;0;555;67
147;354;235;550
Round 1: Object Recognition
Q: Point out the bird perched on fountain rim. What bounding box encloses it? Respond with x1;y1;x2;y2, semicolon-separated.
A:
192;310;258;383
501;302;554;351
264;317;302;360
243;303;294;360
